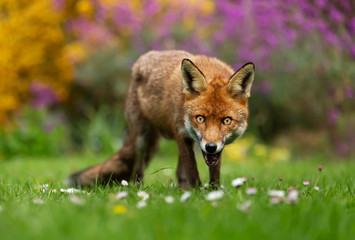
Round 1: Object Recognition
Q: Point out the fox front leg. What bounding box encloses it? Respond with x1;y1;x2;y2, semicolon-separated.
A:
176;137;201;188
209;160;221;188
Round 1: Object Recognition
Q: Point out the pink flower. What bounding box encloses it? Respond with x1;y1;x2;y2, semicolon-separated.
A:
303;181;310;186
288;186;296;191
121;180;128;186
285;190;299;204
318;165;323;172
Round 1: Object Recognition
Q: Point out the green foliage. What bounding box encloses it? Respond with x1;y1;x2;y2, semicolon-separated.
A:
0;108;69;160
72;47;132;110
75;106;126;155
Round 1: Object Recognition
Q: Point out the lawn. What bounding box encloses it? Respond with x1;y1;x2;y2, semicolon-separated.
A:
0;152;354;240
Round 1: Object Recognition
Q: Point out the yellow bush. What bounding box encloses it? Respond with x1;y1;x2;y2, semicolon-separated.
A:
0;0;72;124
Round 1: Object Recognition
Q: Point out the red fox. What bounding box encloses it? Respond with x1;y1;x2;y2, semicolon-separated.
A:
67;50;255;188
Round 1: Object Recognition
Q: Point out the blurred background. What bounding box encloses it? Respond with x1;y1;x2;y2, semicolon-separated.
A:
1;0;354;162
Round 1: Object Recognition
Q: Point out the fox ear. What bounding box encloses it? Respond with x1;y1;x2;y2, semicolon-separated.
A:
181;59;207;96
227;62;255;99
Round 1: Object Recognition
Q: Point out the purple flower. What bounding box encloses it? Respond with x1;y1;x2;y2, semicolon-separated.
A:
51;0;65;11
329;7;344;23
345;87;354;99
31;82;58;109
350;45;355;59
328;108;340;126
336;141;349;155
347;17;355;34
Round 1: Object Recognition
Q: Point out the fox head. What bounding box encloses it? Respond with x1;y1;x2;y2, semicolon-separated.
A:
181;58;255;167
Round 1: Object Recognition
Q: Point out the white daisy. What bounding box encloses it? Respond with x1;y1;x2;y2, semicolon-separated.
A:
246;187;258;195
116;191;128;200
180;191;191;202
137;191;149;201
237;200;252;213
39;184;49;192
70;195;85;205
136;200;147;209
268;190;285;198
33;198;44;205
206;190;224;201
164;196;174;204
60;188;87;194
121;180;128;186
232;178;244;188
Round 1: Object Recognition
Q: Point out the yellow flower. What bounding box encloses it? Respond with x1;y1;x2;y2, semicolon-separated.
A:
113;204;127;214
182;17;196;31
76;0;94;17
224;137;253;162
0;0;72;124
253;144;268;158
270;147;291;162
64;42;87;64
201;0;214;15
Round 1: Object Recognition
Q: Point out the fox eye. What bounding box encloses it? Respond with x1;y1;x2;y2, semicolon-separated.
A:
196;115;205;123
222;117;232;125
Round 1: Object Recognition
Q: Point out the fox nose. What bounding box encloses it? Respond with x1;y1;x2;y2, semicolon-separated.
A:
205;142;217;153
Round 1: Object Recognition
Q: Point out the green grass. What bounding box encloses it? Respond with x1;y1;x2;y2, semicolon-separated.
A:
0;153;354;240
